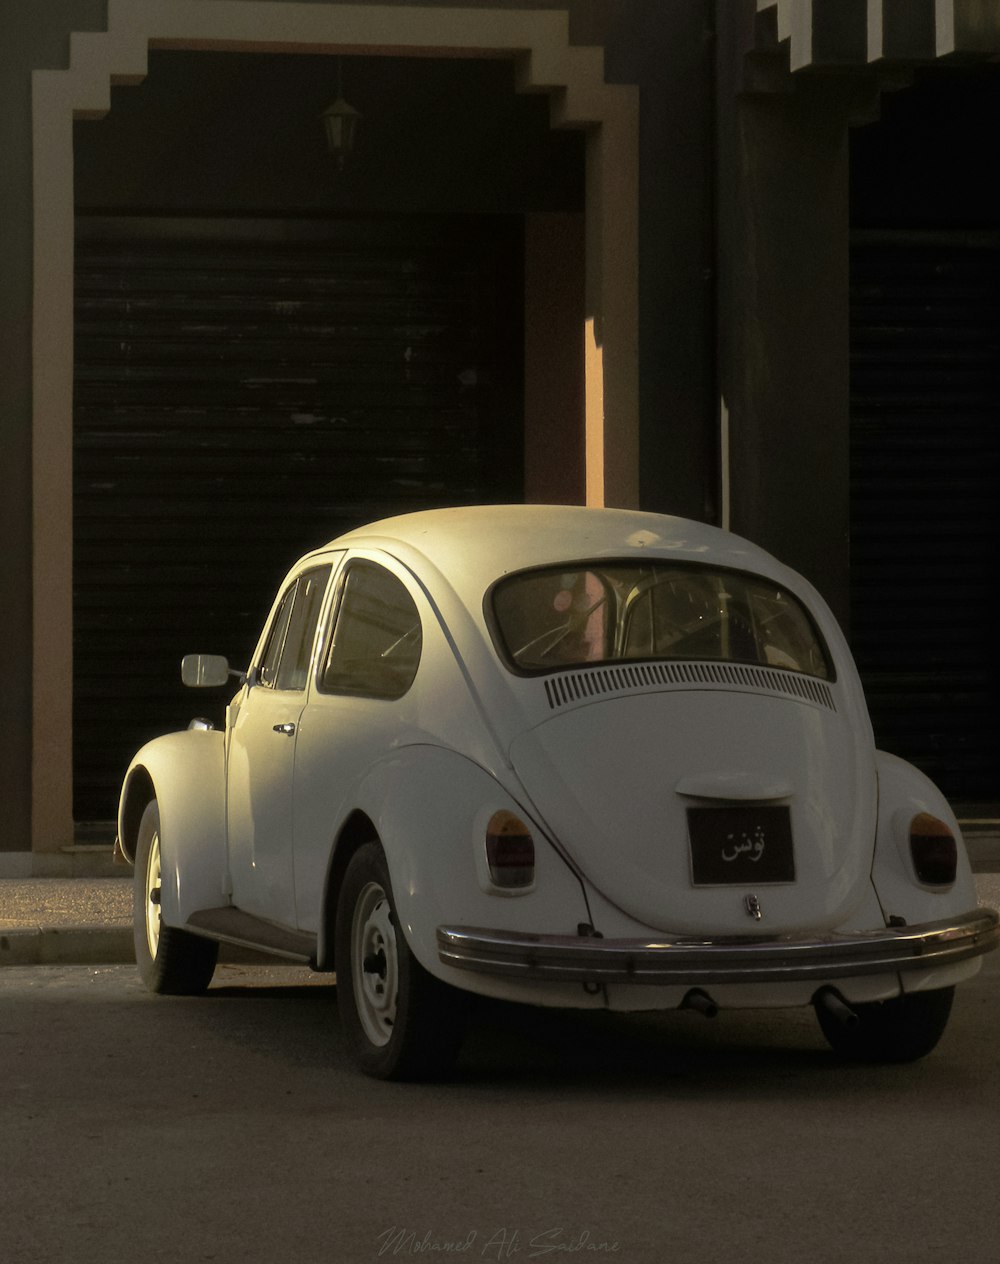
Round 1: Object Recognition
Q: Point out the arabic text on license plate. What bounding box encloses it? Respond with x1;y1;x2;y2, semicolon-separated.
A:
687;806;795;885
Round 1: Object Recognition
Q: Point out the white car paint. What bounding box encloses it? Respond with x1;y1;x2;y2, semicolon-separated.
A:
118;504;997;1025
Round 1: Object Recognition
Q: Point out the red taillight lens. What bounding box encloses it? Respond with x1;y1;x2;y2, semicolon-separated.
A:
909;813;958;886
485;810;535;889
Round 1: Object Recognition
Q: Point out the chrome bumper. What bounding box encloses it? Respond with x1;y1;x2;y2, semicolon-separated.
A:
436;908;1000;986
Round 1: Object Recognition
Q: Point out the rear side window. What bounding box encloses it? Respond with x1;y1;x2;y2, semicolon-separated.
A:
319;561;422;699
490;562;832;680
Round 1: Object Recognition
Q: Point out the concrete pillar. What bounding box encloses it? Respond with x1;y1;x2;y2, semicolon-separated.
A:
0;2;105;853
0;24;35;853
716;9;866;627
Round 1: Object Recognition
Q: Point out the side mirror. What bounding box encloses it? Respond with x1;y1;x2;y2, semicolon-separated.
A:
181;653;232;688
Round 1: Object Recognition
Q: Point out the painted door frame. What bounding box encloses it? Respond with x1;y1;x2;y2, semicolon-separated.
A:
31;0;638;849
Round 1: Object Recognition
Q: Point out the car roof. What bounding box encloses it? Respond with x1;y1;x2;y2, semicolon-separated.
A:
314;505;790;596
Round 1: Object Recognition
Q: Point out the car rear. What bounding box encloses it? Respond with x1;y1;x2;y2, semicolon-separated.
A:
490;557;878;940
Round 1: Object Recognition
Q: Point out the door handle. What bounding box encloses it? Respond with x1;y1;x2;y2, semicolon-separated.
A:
272;722;296;737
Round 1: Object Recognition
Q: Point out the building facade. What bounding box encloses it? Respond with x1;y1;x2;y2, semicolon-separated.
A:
1;0;997;867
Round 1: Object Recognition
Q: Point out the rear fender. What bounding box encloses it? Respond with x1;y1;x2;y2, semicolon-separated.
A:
316;746;590;979
871;750;978;930
118;730;228;926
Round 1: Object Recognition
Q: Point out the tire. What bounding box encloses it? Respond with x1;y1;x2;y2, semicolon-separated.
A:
133;799;218;995
335;840;466;1080
816;986;955;1063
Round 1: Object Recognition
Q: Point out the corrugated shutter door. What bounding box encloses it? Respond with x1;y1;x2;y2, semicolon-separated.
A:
73;215;523;822
850;230;1000;802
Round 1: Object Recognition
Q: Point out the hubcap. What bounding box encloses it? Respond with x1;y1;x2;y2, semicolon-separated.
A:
145;831;162;960
351;881;398;1047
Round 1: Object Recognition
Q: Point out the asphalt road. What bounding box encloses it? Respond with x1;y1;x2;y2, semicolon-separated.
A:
2;953;999;1264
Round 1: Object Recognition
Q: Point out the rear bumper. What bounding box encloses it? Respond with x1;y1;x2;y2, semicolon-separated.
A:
436;908;1000;986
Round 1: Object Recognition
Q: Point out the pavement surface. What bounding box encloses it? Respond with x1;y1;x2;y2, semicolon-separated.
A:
7;954;1000;1264
2;860;999;967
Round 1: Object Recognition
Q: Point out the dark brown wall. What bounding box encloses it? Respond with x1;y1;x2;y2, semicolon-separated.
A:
621;0;717;523
524;212;586;502
851;64;1000;229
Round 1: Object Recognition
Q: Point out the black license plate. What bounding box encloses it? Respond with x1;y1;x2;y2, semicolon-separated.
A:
687;806;795;886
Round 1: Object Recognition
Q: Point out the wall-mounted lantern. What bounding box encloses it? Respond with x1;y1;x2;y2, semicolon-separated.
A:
320;59;362;170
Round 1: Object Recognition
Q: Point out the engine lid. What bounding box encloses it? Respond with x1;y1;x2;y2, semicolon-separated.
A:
509;688;877;936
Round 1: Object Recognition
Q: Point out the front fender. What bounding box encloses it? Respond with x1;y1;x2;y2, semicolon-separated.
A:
871;750;978;930
320;745;591;984
118;729;228;927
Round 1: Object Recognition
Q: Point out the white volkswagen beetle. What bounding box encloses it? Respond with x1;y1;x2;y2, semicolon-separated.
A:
117;505;998;1078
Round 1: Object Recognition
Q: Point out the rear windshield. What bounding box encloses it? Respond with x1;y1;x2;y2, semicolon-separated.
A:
489;562;833;680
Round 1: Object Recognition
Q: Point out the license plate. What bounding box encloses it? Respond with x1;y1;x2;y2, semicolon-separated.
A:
687;806;795;885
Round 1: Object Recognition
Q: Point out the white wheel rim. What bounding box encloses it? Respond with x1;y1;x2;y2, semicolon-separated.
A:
351;880;398;1047
145;830;162;960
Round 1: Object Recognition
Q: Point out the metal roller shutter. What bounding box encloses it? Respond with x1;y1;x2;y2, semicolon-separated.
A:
73;215;524;822
850;230;1000;803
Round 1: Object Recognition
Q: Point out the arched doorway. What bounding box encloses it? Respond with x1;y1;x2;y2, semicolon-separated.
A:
31;2;638;844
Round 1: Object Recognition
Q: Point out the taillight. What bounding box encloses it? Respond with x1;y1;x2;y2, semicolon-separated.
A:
909;813;958;886
485;810;535;889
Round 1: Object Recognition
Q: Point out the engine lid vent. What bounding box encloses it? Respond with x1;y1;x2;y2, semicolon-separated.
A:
542;661;836;712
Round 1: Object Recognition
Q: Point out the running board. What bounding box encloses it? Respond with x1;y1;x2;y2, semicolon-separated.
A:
186;907;317;964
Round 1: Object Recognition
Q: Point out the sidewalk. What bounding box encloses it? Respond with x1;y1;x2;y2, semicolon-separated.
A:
0;876;281;967
0;877;132;966
3;852;1000;968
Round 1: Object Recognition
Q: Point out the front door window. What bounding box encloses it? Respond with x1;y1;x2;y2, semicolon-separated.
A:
227;563;334;923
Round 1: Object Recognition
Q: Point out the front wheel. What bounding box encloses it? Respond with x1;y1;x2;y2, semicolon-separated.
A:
335;841;466;1080
133;799;218;995
816;986;955;1063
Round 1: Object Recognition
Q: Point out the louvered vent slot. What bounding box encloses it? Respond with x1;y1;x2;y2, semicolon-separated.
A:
543;663;836;711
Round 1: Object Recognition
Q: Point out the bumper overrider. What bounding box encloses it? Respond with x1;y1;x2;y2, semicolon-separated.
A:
436;908;1000;986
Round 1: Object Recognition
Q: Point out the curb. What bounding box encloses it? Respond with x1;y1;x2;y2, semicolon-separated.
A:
0;926;133;967
0;846;123;880
0;927;287;968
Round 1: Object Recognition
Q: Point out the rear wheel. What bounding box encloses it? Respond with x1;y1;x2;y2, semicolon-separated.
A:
133;799;218;995
335;841;466;1080
816;987;955;1063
